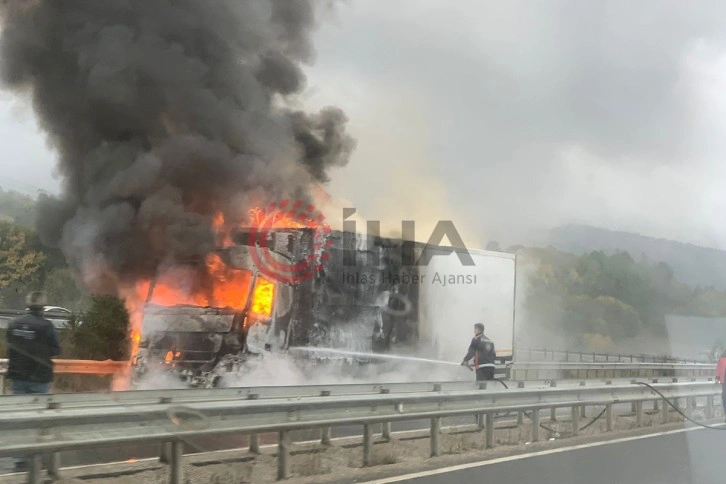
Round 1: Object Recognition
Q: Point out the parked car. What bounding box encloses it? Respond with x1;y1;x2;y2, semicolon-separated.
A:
41;306;80;330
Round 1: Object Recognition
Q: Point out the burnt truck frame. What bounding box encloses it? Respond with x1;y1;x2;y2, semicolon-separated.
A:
131;228;517;387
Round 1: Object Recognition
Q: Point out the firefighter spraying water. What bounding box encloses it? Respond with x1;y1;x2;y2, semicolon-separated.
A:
461;323;497;381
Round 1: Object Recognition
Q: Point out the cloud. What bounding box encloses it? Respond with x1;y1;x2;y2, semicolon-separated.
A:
312;0;726;248
5;0;726;249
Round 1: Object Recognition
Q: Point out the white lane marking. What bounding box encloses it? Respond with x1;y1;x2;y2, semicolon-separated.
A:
365;424;726;483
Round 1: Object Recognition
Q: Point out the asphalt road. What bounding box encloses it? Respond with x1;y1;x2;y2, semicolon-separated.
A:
392;427;726;484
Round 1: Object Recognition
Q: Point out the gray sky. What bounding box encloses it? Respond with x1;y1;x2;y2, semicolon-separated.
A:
4;0;726;249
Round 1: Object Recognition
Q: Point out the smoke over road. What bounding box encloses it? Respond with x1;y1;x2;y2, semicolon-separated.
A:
0;0;354;293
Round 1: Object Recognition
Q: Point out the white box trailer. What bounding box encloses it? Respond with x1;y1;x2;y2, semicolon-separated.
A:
417;248;516;362
279;230;517;364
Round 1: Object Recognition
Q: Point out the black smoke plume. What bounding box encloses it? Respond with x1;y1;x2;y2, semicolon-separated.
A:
0;0;355;292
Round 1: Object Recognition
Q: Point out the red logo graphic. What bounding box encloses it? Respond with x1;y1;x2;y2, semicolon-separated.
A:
247;199;332;284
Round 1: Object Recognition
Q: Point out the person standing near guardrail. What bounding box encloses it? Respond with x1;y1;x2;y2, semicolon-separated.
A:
461;323;496;381
715;351;726;420
6;291;60;394
5;291;60;472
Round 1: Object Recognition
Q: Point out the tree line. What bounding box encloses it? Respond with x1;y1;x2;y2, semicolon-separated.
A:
0;188;129;362
518;246;726;348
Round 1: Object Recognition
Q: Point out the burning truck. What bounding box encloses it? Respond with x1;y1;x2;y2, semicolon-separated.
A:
130;217;518;388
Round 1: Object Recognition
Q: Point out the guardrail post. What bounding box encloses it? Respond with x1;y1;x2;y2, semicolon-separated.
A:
707;394;714;419
430;417;441;457
363;424;373;467
662;398;669;424
250;433;260;453
580;405;586;418
485;412;494;449
606;404;613;431
532;409;540;442
160;442;171;464
49;452;61;479
278;431;290;480
477;413;484;430
654;399;659;412
636;401;643;427
571;406;580;436
382;422;391;441
170;440;184;484
517;410;524;425
28;454;42;484
550;407;557;421
321;427;331;446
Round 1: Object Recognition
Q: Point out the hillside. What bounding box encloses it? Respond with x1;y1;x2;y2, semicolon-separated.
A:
544;224;726;290
0;186;37;228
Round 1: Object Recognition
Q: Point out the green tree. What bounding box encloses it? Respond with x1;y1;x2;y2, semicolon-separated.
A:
0;222;45;305
520;247;695;345
72;295;130;361
44;267;88;311
0;187;37;228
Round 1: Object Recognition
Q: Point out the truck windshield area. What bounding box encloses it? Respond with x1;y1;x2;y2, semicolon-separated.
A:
146;253;253;311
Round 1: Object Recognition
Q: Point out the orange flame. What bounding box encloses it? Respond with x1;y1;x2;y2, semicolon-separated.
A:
142;255;253;310
122;204;320;373
213;213;234;247
251;277;275;317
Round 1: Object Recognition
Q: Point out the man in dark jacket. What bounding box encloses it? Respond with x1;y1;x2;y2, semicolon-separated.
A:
7;291;60;394
461;323;496;381
5;291;60;472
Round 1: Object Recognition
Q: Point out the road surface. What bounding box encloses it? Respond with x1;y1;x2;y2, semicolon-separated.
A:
380;427;726;484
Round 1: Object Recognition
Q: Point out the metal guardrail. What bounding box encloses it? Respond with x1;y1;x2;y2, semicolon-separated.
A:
0;359;127;375
0;359;128;395
0;358;714;394
0;380;720;483
0;375;713;411
510;361;713;381
517;347;708;364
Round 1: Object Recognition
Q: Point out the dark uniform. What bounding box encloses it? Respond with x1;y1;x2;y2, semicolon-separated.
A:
463;334;496;381
7;309;60;394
